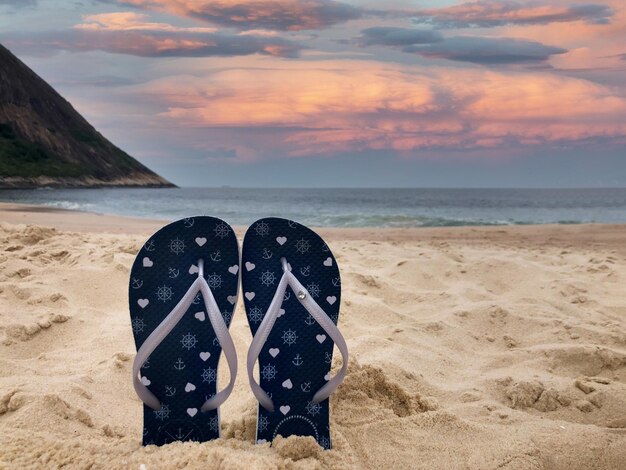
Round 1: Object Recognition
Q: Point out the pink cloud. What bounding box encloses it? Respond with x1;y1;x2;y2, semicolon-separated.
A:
6;14;302;58
75;12;217;32
107;0;363;30
414;1;613;28
121;60;626;159
486;1;626;70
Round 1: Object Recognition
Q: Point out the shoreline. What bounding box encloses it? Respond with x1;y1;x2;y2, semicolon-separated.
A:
1;201;625;254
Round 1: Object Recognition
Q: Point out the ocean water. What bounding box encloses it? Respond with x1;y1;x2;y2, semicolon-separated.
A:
0;187;625;227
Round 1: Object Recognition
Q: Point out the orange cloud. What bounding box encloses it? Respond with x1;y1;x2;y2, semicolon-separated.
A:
126;60;626;158
75;12;217;32
8;16;302;58
108;0;363;30
469;0;626;72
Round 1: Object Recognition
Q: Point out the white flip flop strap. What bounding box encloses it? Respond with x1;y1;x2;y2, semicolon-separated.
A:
198;279;238;412
132;276;202;410
246;272;290;412
132;267;238;411
285;269;348;404
247;260;347;411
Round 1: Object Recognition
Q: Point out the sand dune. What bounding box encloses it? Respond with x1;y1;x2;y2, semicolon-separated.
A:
1;208;625;469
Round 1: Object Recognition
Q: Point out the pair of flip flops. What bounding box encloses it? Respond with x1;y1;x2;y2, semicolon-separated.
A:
129;217;347;449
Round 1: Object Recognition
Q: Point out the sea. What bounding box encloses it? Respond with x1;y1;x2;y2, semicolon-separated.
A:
1;187;625;228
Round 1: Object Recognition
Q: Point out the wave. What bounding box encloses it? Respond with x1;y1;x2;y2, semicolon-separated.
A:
42;201;97;212
305;214;583;228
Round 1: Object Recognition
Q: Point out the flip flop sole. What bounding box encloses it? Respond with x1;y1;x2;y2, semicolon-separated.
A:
242;217;341;449
128;216;239;445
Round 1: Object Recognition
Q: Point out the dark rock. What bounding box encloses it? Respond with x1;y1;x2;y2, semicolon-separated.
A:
0;44;174;188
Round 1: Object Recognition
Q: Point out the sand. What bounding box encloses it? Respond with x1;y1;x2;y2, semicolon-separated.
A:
0;203;625;469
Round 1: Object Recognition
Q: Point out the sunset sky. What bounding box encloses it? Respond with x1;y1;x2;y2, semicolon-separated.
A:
1;0;625;187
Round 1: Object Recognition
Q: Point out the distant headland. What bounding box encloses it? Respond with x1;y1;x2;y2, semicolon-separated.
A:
0;44;174;189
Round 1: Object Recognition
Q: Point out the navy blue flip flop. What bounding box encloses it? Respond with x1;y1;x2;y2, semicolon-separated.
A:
242;217;348;449
128;216;239;446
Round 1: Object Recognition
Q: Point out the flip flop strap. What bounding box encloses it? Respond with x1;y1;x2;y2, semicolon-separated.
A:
132;261;238;411
197;278;238;412
247;258;348;412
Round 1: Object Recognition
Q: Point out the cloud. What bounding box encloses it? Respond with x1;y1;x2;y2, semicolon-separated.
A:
75;12;217;32
404;36;567;64
0;0;36;6
357;27;566;65
5;15;302;58
358;27;443;46
102;0;364;31
111;61;626;160
413;1;613;28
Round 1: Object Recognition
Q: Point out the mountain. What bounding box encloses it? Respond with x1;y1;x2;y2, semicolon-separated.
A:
0;44;174;188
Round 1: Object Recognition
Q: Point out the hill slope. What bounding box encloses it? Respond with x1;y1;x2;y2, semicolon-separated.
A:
0;44;174;188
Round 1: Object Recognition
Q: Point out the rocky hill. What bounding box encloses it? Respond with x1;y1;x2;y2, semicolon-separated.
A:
0;44;174;188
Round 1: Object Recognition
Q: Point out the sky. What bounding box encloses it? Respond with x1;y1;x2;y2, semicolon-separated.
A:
0;0;625;187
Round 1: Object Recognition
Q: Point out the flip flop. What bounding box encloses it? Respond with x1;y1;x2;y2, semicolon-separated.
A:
128;216;239;445
242;217;348;449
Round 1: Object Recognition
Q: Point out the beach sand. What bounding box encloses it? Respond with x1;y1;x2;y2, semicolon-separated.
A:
1;203;625;469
